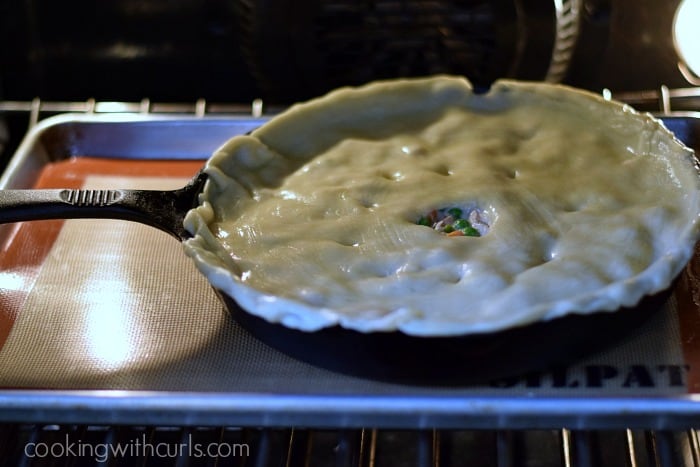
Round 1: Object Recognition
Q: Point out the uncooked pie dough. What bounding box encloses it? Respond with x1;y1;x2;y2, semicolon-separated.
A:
183;76;700;336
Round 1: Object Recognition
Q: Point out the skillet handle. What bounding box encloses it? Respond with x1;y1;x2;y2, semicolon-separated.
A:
0;172;207;240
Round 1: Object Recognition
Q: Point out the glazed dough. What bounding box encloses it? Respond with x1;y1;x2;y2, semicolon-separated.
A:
183;76;700;336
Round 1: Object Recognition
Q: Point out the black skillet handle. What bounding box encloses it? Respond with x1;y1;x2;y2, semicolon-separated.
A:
0;171;207;240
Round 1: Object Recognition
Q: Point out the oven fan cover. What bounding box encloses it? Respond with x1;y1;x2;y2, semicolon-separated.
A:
234;0;580;102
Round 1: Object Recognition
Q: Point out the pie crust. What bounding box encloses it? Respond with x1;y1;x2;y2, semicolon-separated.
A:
183;76;700;336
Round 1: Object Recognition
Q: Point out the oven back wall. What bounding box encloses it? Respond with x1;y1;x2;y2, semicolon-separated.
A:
0;0;692;105
0;0;260;103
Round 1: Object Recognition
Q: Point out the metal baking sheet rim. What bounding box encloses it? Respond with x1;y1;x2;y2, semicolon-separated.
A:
2;112;700;429
0;112;269;190
1;390;700;428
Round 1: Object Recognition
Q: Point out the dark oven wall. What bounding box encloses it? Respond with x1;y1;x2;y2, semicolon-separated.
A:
0;0;260;103
0;0;693;103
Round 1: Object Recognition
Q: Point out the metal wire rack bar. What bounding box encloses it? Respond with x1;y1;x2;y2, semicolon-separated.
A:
612;86;700;114
1;85;699;129
0;97;275;128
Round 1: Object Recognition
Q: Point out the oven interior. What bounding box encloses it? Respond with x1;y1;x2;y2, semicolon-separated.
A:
1;0;700;465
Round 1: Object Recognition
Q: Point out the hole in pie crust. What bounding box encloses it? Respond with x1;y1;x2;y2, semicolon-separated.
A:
417;206;490;237
359;197;379;209
378;171;404;181
430;164;452;176
503;168;518;179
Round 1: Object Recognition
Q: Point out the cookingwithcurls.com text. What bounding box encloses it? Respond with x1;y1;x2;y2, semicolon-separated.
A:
24;433;250;462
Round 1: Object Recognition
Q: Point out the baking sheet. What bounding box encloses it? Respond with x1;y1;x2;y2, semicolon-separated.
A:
1;113;700;428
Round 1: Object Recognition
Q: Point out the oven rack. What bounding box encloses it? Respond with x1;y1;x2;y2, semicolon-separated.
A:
1;424;697;467
0;97;279;128
614;86;700;114
1;85;700;126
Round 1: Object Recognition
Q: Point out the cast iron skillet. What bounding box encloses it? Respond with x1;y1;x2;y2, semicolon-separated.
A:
0;175;667;385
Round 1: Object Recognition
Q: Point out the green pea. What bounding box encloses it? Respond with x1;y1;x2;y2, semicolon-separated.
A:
443;225;455;233
453;219;470;229
462;227;480;237
447;207;463;218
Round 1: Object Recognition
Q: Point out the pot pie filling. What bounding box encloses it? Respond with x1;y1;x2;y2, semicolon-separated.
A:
183;76;700;336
